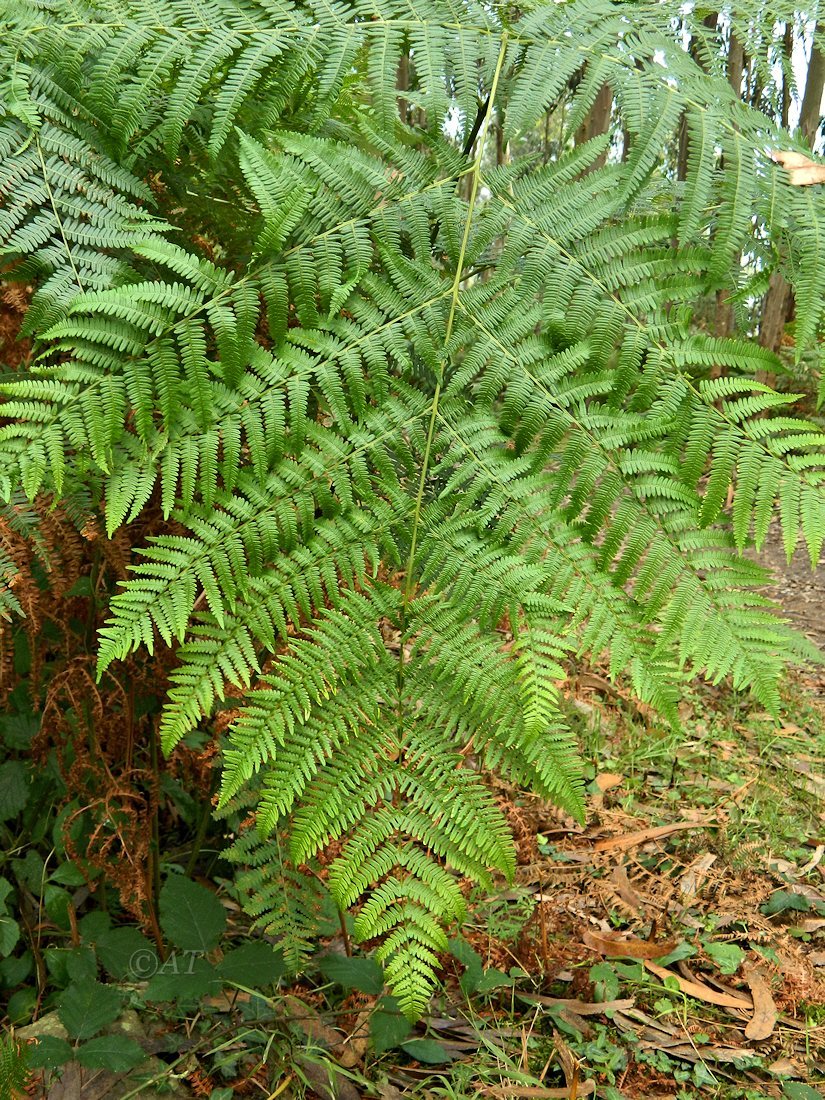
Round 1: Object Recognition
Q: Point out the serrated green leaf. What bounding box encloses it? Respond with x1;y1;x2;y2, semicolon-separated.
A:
58;980;121;1039
590;961;620;1002
317;953;384;994
370;995;413;1053
0;760;28;821
144;955;217;1006
50;862;88;887
476;968;513;993
0;950;31;988
27;1035;73;1070
217;942;285;989
399;1038;454;1064
761;891;815;917
702;940;745;975
457;957;483;996
96;926;158;981
655;942;696;968
65;946;98;984
0;915;20;957
76;1035;145;1073
782;1083;824;1100
159;875;226;952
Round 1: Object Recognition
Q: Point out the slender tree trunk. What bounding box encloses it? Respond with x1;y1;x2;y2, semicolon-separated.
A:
676;114;689;181
397;53;409;126
678;16;718;182
575;80;612;170
758;23;822;366
726;31;745;97
800;27;824;147
781;24;792;131
760;272;793;354
715;31;745;341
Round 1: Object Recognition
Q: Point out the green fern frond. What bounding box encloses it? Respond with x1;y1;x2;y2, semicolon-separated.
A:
4;0;825;1018
224;819;332;973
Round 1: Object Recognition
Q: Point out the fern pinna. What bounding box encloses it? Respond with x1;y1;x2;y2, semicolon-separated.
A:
1;0;824;1014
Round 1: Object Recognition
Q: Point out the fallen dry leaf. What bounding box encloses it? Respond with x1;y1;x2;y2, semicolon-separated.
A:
610;864;645;913
557;1007;595;1039
743;965;778;1041
771;149;825;186
644;961;752;1009
281;995;343;1049
593;820;716;853
485;1086;596;1099
768;1056;804;1077
338;1007;371;1068
594;773;623;792
297;1057;360;1100
583;929;676;960
521;994;635;1015
553;1029;582;1096
680;853;718;899
800;845;825;874
640;1041;764;1065
789;759;825;799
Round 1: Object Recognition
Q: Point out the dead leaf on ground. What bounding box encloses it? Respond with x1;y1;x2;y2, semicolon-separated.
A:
592;820;717;853
296;1056;360;1100
800;845;825;874
788;759;825;799
644;961;752;1010
641;1041;765;1065
594;773;623;793
520;994;634;1015
743;965;778;1041
583;929;676;960
484;1086;596;1098
338;1007;372;1068
680;853;718;899
610;864;646;913
45;1063;119;1100
768;1056;805;1077
281;995;343;1049
557;1008;594;1038
553;1029;578;1086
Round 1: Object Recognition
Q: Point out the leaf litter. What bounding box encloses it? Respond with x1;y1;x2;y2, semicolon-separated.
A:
370;658;825;1099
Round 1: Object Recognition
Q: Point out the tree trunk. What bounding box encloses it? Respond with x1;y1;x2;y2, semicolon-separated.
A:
575;80;612;170
759;272;793;355
726;31;745;98
715;31;745;341
781;24;792;130
678;16;718;181
495;120;507;167
758;23;822;370
397;53;409;126
800;28;824;148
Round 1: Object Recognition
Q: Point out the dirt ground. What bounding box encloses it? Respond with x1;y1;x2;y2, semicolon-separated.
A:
759;524;825;654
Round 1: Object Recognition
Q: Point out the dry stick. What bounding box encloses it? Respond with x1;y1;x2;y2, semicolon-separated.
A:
147;718;167;959
537;877;550;974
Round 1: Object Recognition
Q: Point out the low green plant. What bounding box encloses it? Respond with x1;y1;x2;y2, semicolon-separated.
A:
20;874;284;1083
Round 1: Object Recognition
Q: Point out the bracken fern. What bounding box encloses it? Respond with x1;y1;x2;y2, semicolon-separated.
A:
1;0;824;1016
